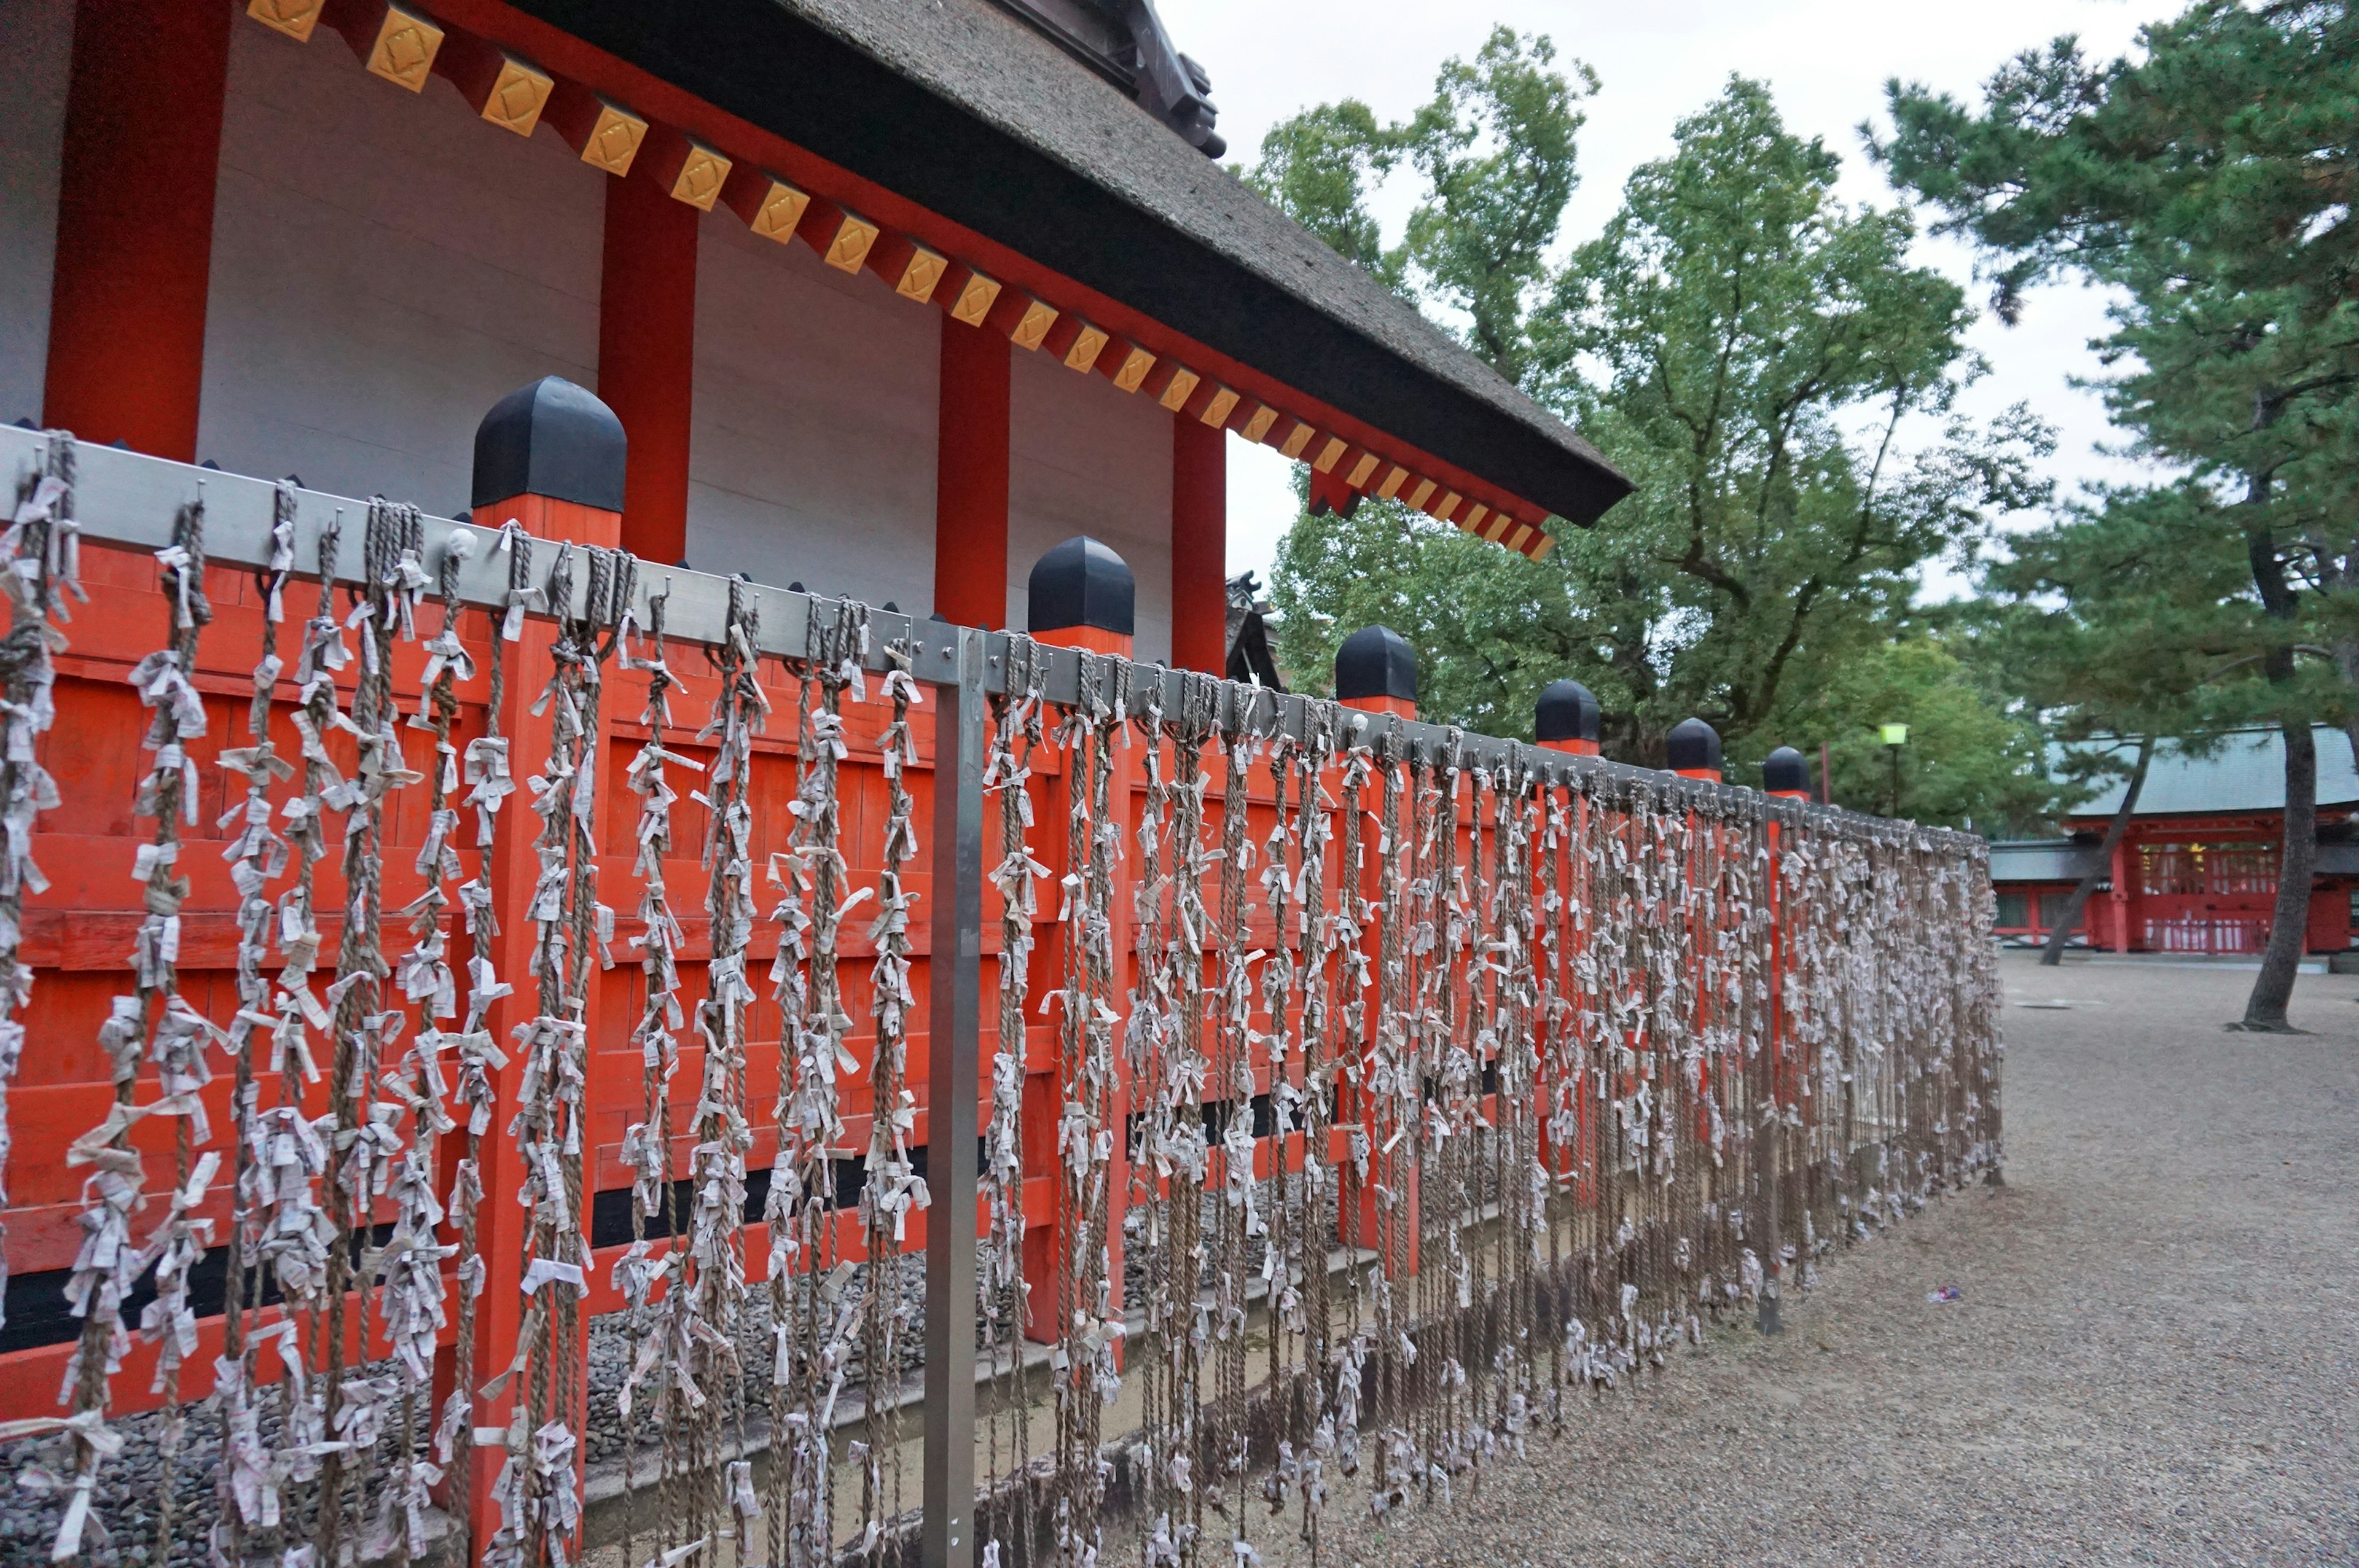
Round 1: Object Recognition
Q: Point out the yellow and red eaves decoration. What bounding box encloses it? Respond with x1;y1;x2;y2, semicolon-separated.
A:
241;0;1597;562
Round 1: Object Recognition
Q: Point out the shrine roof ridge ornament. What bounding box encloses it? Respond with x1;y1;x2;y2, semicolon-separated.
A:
499;0;1632;531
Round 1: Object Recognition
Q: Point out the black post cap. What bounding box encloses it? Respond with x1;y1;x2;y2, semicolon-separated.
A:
1667;717;1723;774
1027;536;1135;637
1334;625;1416;703
1762;746;1810;794
472;375;627;512
1535;679;1600;744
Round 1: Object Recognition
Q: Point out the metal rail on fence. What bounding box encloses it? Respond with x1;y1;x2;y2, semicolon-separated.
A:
0;424;1979;850
0;424;2002;1568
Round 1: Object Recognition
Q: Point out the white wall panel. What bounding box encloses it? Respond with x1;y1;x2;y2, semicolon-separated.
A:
685;219;939;610
1008;345;1174;663
195;23;602;515
0;0;72;425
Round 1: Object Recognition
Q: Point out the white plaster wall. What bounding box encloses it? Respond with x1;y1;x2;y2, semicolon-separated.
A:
1008;345;1173;663
195;22;603;514
686;217;939;609
0;0;72;425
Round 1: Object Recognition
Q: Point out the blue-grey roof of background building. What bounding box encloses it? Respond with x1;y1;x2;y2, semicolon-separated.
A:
2068;726;2359;819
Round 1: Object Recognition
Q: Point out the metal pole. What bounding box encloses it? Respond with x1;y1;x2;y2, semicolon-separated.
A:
924;626;987;1568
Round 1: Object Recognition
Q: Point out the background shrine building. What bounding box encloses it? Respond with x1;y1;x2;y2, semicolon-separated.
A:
1989;727;2359;957
0;0;1628;671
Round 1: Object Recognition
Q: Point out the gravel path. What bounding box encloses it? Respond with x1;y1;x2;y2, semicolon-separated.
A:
1258;953;2359;1568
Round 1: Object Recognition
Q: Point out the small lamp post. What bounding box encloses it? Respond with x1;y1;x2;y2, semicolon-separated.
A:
1880;722;1909;817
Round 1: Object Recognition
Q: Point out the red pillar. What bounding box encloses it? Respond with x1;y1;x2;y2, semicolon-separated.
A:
1171;415;1227;673
42;0;233;457
442;377;625;1559
598;163;699;563
1020;539;1138;1345
935;319;1011;627
1336;642;1418;1274
2108;833;2135;953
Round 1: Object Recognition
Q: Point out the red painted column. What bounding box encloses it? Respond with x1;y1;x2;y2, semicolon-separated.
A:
42;0;233;457
2108;834;2135;953
441;378;626;1560
597;162;699;564
935;318;1011;626
1333;626;1419;1273
1171;414;1226;673
1020;539;1136;1346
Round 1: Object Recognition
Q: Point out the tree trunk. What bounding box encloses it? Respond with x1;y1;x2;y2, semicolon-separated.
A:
2041;735;2154;966
2241;720;2316;1031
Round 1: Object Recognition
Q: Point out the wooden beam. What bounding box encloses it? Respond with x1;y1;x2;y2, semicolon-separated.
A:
867;232;949;303
247;0;325;43
1141;359;1200;412
1172;415;1226;674
1186;380;1240;427
1374;463;1409;501
544;80;646;176
643;127;730;211
720;165;809;244
329;0;443;92
432;32;552;137
1273;418;1316;459
1310;434;1349;474
937;321;1011;628
1428;490;1463;523
600;158;699;565
1404;477;1436;511
937;262;1002;327
45;0;233;461
1043;313;1108;373
797;195;881;273
1234;402;1280;444
1097;338;1156;393
1341;447;1381;490
985;289;1058;351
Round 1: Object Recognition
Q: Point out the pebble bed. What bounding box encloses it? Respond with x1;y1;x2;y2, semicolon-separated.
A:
1242;954;2359;1568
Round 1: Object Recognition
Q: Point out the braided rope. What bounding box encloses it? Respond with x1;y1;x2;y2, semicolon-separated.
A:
1049;653;1121;1568
0;430;79;1346
979;636;1044;1567
214;480;295;1563
53;495;213;1562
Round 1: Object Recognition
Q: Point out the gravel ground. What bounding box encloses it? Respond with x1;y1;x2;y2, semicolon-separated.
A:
1254;953;2359;1568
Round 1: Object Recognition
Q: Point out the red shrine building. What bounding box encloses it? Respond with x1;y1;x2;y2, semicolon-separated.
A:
1989;727;2359;955
0;0;1627;672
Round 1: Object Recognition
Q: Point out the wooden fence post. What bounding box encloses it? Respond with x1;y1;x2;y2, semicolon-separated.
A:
1335;626;1417;1276
445;375;625;1553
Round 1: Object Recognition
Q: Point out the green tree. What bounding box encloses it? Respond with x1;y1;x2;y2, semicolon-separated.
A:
1530;78;2051;757
1875;0;2359;1024
1243;26;1590;377
1262;72;2052;813
1981;483;2256;961
1396;28;1595;381
1800;630;2056;831
1241;99;1407;291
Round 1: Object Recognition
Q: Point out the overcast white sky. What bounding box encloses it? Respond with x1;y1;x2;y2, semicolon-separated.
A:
1162;0;2177;595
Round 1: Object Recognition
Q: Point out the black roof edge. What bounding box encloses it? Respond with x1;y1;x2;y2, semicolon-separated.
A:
512;0;1632;528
